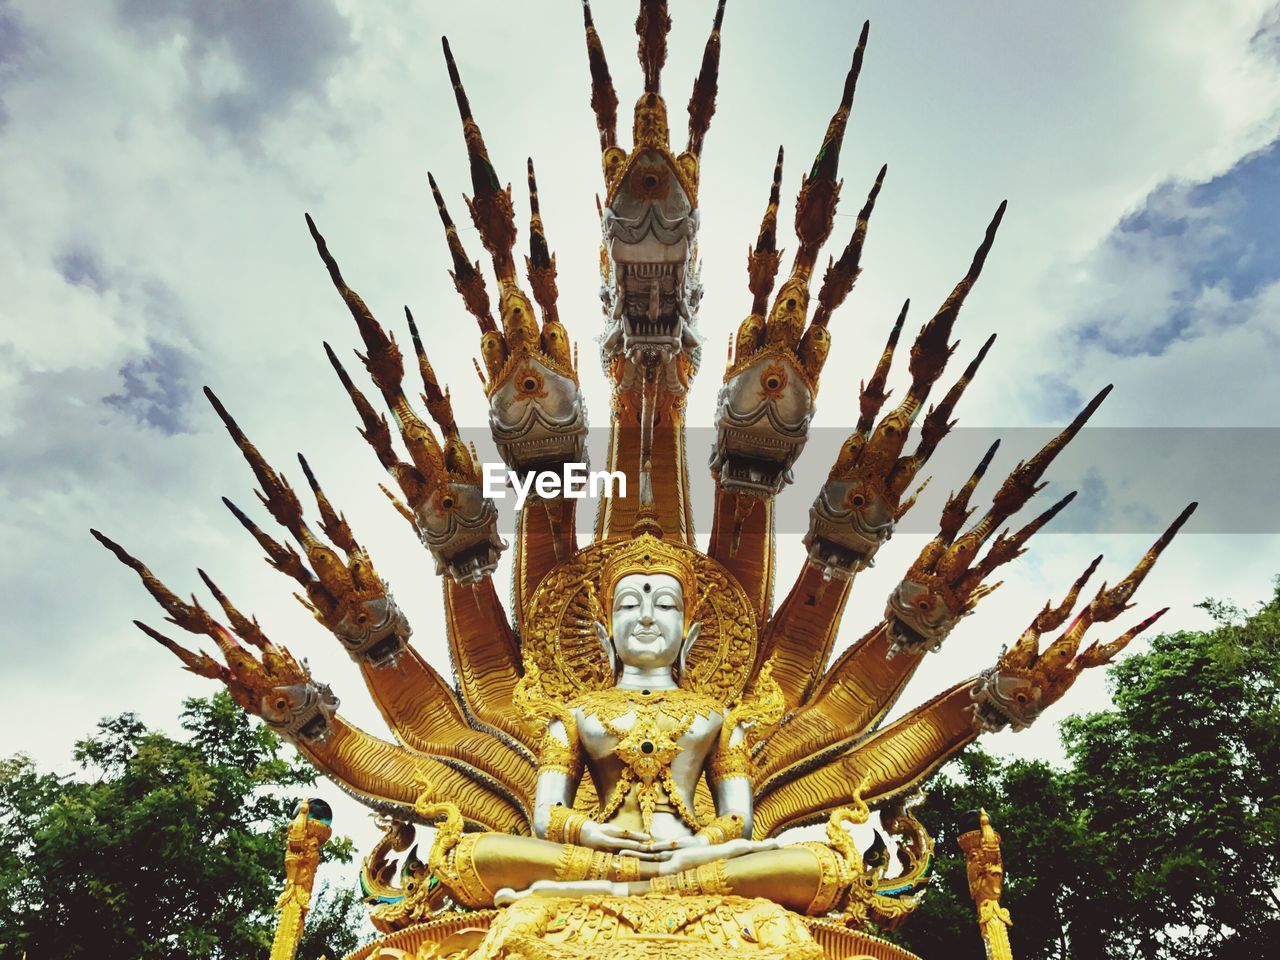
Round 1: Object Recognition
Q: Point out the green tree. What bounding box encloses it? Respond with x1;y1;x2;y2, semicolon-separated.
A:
897;582;1280;959
0;692;365;960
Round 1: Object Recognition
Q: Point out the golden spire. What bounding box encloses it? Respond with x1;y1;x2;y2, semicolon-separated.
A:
810;163;887;329
794;21;870;273
686;0;727;158
957;809;1013;960
635;0;671;94
427;170;497;334
270;799;334;960
442;36;518;284
525;158;565;347
907;200;1006;389
753;23;876;374
747;145;784;316
305;214;452;482
854;298;908;437
581;0;619;150
441;37;543;361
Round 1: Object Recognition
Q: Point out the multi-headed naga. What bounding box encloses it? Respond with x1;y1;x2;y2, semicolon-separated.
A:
97;4;1193;959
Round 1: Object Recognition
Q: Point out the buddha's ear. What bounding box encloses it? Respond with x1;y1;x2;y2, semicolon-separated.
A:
677;621;702;681
594;621;619;679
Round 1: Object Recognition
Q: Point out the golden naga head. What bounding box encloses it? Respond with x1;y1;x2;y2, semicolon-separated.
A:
91;529;342;744
714;25;886;504
585;0;726;392
424;48;588;483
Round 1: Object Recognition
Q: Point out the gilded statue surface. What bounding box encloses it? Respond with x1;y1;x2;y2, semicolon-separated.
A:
96;2;1195;958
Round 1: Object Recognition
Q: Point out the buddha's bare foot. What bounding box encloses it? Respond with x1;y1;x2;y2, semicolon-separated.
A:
494;878;630;906
656;837;783;875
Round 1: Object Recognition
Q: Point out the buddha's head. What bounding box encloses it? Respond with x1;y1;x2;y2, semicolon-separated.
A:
594;534;701;680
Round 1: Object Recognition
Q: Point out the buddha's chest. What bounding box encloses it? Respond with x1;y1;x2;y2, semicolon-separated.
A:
572;689;723;776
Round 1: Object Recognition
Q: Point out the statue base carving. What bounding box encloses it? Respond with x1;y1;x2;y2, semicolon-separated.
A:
348;895;923;960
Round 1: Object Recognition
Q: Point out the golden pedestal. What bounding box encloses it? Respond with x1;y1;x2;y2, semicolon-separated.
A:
348;896;922;960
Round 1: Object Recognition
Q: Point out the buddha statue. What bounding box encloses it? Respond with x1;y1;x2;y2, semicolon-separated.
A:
410;528;876;918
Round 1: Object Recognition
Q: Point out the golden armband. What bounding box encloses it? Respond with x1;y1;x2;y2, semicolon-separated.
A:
545;804;589;845
696;813;745;845
710;740;752;781
537;734;583;780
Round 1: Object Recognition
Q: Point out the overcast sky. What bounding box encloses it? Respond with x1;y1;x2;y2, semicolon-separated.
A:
3;0;1280;862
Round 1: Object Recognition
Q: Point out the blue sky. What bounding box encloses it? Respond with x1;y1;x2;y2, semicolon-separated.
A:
1071;136;1280;359
2;0;1279;856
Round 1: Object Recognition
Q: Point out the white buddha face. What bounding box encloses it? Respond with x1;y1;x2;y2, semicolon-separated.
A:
609;572;685;669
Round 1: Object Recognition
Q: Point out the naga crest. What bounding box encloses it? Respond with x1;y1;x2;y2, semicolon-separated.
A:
882;382;1109;658
90;528;341;746
586;2;715;395
712;37;885;504
970;504;1195;729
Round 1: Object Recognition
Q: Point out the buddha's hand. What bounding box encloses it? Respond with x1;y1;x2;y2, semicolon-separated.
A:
645;834;711;851
655;837;784;875
579;821;668;860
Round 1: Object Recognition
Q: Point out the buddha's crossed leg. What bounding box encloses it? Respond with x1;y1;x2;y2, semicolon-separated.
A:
472;835;846;916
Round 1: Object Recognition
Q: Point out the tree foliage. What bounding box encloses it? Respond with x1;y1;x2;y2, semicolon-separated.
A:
0;692;364;960
898;581;1280;958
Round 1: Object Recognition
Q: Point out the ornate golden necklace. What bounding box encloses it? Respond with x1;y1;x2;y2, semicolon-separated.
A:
570;686;721;722
570;686;722;832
